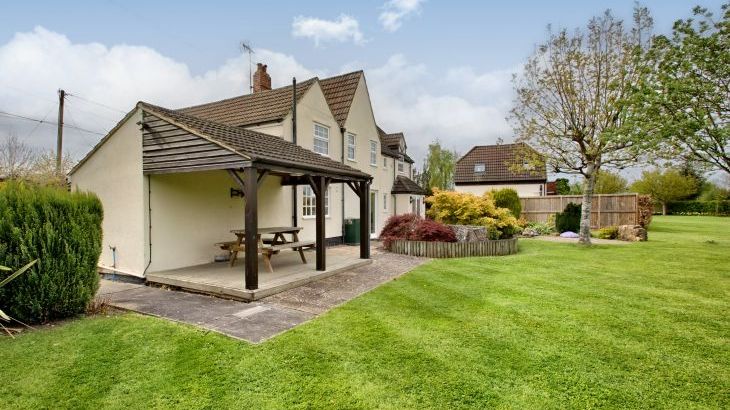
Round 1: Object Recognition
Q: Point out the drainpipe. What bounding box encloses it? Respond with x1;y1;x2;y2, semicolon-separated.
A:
341;127;346;242
291;77;298;226
143;174;152;275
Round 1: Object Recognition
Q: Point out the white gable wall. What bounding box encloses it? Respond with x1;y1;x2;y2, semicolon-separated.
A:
455;183;546;197
70;108;146;276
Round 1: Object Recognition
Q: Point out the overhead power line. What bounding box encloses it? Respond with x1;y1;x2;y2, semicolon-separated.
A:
0;110;107;136
65;93;127;114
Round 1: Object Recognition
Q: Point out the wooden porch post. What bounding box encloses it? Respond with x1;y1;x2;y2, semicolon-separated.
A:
312;176;329;271
359;181;370;259
243;166;258;290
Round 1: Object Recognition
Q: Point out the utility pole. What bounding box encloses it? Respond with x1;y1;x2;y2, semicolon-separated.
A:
56;89;65;174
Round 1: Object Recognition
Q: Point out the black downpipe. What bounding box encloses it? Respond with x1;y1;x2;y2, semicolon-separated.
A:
143;174;152;275
291;77;298;226
341;127;346;240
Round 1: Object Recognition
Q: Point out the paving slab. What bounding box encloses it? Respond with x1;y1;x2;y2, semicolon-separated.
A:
98;248;428;343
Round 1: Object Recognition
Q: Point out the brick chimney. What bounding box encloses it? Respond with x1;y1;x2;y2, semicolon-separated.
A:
253;63;271;93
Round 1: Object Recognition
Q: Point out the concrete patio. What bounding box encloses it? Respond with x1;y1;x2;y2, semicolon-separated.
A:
100;247;428;343
146;246;371;301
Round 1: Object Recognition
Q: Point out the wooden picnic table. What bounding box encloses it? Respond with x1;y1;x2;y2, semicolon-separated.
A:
216;226;314;272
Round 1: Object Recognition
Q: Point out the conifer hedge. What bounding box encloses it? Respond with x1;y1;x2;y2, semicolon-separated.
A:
0;182;103;323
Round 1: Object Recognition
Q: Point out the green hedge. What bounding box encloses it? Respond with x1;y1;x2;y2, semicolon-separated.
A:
0;182;103;323
491;188;522;219
667;200;730;216
556;202;581;233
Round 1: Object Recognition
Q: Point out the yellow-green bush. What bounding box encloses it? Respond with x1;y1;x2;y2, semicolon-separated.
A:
426;189;519;238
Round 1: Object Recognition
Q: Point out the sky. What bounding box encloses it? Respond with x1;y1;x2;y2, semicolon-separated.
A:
0;0;724;176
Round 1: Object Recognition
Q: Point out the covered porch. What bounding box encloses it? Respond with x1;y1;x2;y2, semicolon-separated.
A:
146;246;370;301
140;103;373;297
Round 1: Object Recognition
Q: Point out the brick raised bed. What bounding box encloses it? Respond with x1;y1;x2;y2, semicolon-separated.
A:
389;238;518;258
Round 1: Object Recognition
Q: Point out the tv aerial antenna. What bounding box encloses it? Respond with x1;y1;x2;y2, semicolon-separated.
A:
240;41;255;94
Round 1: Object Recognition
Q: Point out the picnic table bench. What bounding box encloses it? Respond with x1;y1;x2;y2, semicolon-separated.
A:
215;227;314;272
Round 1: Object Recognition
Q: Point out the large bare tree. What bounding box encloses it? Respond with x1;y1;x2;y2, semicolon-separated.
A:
0;133;35;180
511;7;653;244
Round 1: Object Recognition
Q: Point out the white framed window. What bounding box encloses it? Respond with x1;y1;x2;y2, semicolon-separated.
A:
302;185;329;218
474;163;486;173
383;157;388;168
313;123;329;156
397;160;405;173
383;193;388;211
369;140;377;166
346;133;356;161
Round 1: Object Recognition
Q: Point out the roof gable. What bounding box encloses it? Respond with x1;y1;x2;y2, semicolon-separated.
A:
319;71;362;127
454;143;546;184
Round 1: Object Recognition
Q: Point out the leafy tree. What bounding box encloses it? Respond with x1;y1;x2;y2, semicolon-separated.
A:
511;6;654;244
555;178;571;195
631;168;698;214
424;140;457;191
629;4;729;174
594;171;629;194
28;150;75;186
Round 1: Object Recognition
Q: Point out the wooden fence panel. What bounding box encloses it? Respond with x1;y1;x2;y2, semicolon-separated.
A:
390;238;518;258
519;194;638;228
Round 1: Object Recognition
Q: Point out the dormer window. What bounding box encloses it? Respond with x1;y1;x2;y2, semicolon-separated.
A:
474;163;486;173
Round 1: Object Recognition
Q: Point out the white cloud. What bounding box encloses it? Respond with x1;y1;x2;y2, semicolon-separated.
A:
292;15;364;47
0;27;320;158
0;27;515;168
379;0;424;32
365;55;516;165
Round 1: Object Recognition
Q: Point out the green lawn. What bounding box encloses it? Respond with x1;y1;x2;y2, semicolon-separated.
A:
1;216;728;409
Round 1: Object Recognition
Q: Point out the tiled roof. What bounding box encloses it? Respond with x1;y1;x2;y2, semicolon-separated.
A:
377;126;413;162
177;78;316;127
319;71;362;127
391;175;427;195
139;102;370;179
454;143;546;184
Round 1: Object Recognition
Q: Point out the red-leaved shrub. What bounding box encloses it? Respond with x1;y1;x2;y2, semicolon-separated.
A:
380;213;420;249
412;219;457;243
380;213;455;249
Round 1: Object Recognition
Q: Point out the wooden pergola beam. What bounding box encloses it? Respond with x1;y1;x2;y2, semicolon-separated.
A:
243;166;259;290
346;181;371;260
310;176;330;271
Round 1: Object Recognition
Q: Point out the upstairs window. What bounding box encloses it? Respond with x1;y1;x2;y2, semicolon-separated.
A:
474;163;486;173
313;123;329;155
383;193;388;210
383;157;388;168
302;185;329;217
370;140;378;166
397;160;405;173
346;133;356;161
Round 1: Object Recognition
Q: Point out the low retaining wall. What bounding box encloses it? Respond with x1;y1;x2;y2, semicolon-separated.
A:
389;238;518;258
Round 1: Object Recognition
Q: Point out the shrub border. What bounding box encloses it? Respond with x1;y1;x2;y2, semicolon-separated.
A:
389;238;518;258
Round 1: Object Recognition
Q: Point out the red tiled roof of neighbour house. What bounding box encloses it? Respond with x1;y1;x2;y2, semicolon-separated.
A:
391;175;427;195
319;71;363;127
139;102;371;179
177;78;317;127
454;143;547;184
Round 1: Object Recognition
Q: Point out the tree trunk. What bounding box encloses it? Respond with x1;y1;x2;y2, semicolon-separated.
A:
579;170;597;245
662;202;667;216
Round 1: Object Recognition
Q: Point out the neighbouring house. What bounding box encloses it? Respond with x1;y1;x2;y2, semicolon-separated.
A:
454;143;547;197
69;64;425;292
